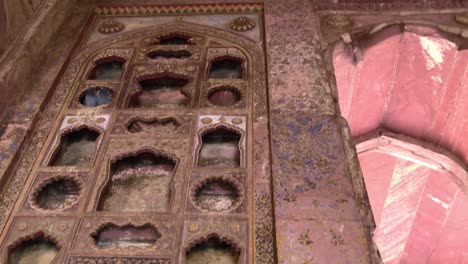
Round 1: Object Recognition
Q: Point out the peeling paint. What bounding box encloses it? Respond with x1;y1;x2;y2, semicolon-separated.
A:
431;76;442;83
427;194;450;210
419;36;452;70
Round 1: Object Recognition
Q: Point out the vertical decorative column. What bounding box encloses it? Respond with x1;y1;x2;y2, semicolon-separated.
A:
264;0;379;263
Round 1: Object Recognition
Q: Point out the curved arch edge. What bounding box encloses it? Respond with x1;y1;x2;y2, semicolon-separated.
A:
355;129;468;192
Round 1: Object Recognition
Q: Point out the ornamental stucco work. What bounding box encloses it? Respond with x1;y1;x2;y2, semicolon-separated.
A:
2;1;466;264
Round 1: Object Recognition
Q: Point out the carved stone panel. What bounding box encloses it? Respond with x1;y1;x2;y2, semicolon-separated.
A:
137;45;202;64
180;218;248;264
42;115;109;168
194;115;247;168
71;217;177;255
81;48;134;82
0;4;273;263
21;171;89;214
67;256;171;264
112;111;192;137
201;81;247;109
1;217;76;264
123;63;199;109
87;138;188;214
187;172;246;214
70;83;123;109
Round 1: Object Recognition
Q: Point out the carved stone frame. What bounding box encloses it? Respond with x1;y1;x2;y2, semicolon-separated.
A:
81;48;133;82
202;81;247;109
123;63;199;109
42;117;107;168
111;111;192;136
193;119;247;168
188;173;246;214
88;138;187;215
71;217;177;255
205;47;248;80
70;82;122;109
26;173;86;213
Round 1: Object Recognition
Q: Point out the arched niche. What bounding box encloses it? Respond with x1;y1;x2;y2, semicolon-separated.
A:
49;126;101;167
129;73;190;108
79;86;113;107
7;233;60;264
197;125;242;167
147;49;192;59
190;176;244;213
91;223;161;248
185;234;240;264
126;117;181;134
97;150;177;213
30;176;82;211
155;33;195;45
88;57;126;80
206;86;243;107
208;57;244;79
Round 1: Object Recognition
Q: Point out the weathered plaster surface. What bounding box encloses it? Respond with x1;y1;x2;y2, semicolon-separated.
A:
264;0;377;263
0;0;47;55
0;3;90;190
315;0;468;10
330;15;468;263
88;14;262;44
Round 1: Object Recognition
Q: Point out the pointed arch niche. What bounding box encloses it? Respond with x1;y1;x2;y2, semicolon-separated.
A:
208;56;244;79
96;149;177;213
88;56;126;80
48;126;101;167
128;73;191;108
196;124;244;168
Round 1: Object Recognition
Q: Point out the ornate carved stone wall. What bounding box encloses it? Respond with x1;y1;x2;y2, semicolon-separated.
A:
2;0;464;263
0;3;276;263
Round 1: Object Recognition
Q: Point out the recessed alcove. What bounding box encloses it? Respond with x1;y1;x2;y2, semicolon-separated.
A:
88;59;125;80
98;151;176;212
127;117;181;133
186;236;240;264
198;127;241;167
8;235;59;264
79;86;113;107
147;50;192;59
50;128;100;167
91;223;161;248
32;177;81;210
193;177;241;212
208;58;243;79
158;34;193;45
129;75;190;108
207;87;241;107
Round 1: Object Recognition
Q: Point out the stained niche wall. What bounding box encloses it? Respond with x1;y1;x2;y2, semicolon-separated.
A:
0;4;274;264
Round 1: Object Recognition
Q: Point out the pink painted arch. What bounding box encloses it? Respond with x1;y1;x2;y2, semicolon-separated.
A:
332;22;468;263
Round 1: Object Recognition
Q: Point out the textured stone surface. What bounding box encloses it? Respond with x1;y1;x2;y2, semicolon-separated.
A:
0;1;384;263
0;1;89;185
265;0;377;263
315;0;468;10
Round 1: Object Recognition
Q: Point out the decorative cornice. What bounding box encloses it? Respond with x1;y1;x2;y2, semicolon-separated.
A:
94;3;263;16
315;0;468;11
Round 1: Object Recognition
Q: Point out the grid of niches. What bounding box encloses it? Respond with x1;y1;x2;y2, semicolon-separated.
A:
6;30;251;263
